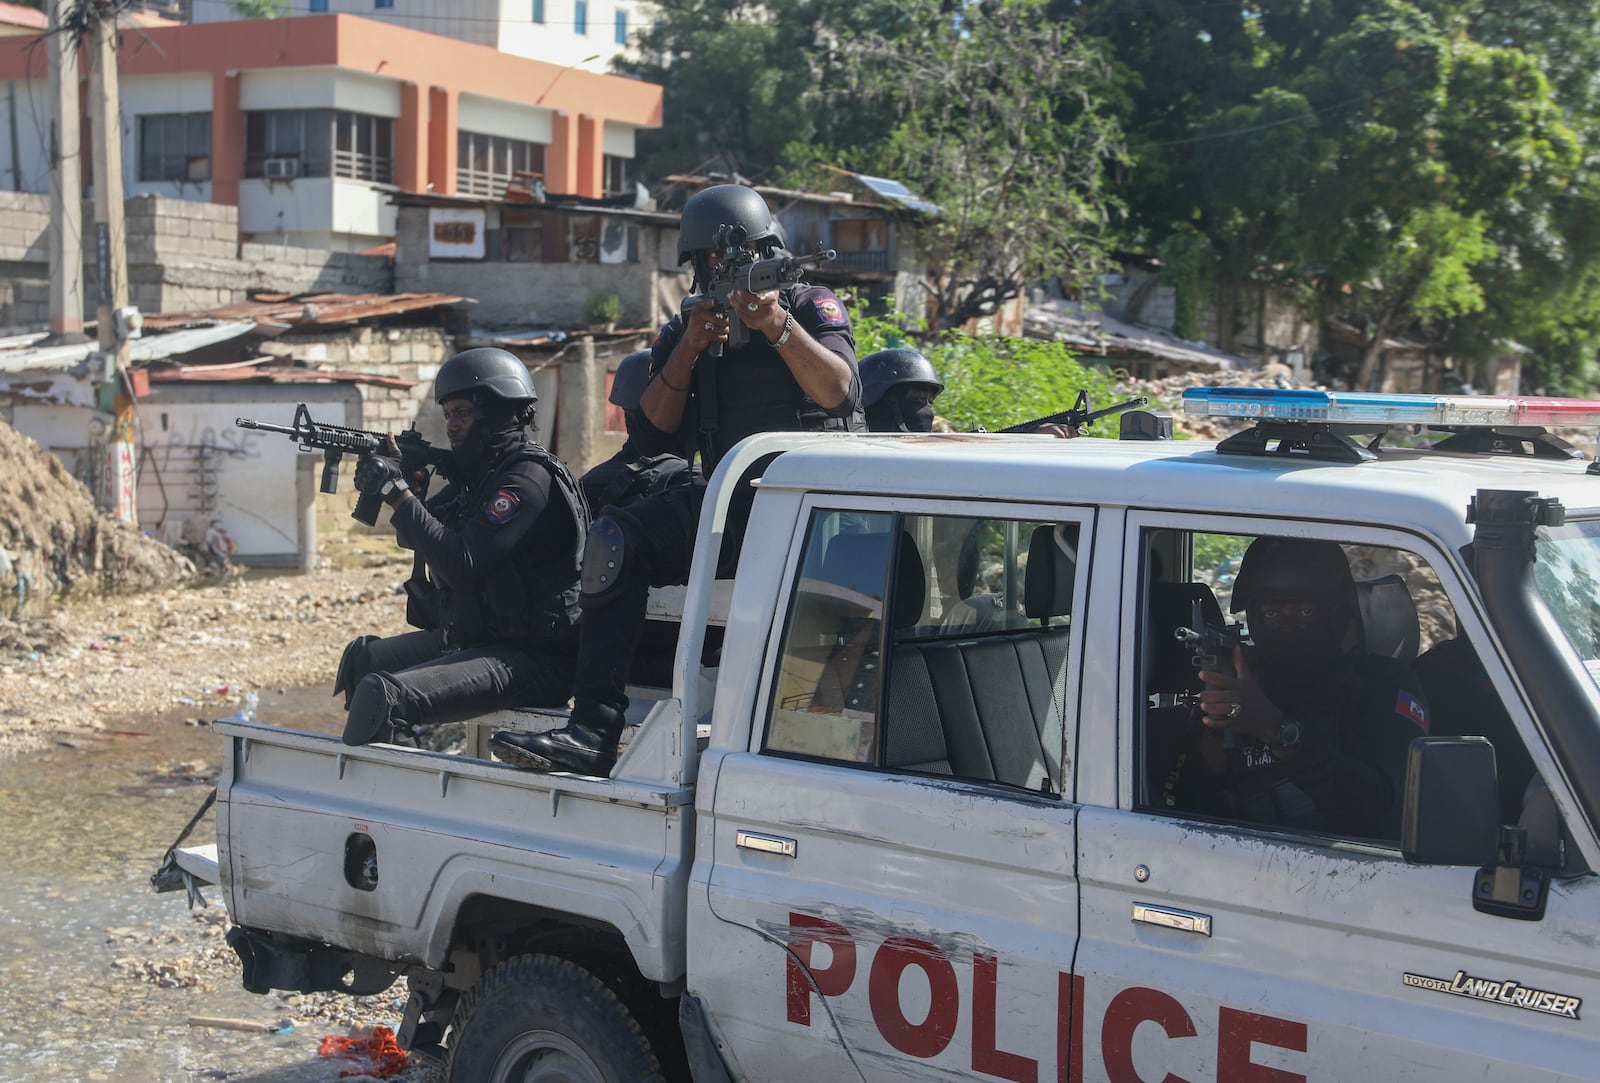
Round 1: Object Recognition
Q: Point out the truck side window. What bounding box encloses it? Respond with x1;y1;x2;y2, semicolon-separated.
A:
765;510;894;764
764;511;1076;795
1138;530;1534;839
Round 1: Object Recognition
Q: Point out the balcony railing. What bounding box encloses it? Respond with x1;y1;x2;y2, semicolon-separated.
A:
829;249;890;273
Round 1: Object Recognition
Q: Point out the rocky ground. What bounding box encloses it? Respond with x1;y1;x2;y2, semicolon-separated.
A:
0;531;412;758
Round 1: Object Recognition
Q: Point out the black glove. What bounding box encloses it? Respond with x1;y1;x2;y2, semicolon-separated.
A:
353;452;407;497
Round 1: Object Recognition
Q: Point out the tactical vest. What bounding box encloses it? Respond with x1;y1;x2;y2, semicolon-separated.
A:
681;285;863;471
582;450;692;513
409;442;590;648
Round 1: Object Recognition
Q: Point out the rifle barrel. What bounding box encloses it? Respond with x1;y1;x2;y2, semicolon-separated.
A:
235;417;298;436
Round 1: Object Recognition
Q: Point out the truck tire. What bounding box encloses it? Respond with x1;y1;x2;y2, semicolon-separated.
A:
444;953;665;1083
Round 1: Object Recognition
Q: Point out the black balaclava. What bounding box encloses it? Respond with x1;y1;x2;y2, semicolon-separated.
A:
866;385;938;433
450;391;536;474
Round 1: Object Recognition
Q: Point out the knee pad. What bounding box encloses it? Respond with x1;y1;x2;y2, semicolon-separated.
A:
334;635;380;710
581;513;637;610
343;672;403;746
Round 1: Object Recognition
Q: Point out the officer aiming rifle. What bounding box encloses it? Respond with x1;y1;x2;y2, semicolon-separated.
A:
682;222;836;357
236;403;450;526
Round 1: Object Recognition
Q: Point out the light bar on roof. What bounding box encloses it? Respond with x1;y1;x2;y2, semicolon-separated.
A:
1183;387;1600;428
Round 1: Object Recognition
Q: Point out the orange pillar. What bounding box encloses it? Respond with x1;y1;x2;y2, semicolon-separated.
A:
427;86;457;196
396;82;427;193
546;111;576;196
211;71;242;209
575;113;603;198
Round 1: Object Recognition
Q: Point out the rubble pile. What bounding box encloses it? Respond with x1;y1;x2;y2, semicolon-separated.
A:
0;417;194;617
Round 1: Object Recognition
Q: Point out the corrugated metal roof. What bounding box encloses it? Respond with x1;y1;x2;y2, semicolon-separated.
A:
0;322;257;374
142;292;469;330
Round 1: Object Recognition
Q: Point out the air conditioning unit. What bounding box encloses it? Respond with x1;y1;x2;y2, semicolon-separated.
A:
263;157;300;180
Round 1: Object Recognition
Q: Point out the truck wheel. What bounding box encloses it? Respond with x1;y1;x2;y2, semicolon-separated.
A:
445;953;665;1083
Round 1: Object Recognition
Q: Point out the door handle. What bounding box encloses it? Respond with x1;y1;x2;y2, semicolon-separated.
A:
1132;902;1211;937
736;830;797;857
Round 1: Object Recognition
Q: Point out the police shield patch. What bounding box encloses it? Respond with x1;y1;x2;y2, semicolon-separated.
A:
484;487;521;525
813;297;847;326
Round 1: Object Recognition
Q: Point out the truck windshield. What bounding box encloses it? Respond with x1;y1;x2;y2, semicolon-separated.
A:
1535;518;1600;682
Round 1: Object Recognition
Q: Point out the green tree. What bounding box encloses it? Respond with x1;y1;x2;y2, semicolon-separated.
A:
229;0;290;16
831;0;1124;328
1074;0;1586;391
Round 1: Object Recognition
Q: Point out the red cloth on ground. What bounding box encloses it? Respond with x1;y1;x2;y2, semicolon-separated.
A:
317;1024;410;1078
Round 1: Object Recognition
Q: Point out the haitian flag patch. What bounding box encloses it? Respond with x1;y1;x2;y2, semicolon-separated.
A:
484;487;521;524
1395;689;1428;732
813;296;848;326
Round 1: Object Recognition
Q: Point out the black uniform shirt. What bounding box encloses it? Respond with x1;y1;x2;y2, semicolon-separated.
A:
1176;651;1429;839
393;446;575;594
635;284;861;471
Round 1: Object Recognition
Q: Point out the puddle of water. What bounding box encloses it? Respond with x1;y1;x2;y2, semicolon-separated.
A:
0;686;435;1082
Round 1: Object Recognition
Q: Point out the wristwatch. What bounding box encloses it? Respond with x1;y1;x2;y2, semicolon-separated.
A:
769;311;794;349
381;476;409;499
1270;719;1303;750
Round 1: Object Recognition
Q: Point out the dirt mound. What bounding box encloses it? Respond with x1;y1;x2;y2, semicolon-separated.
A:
0;418;193;617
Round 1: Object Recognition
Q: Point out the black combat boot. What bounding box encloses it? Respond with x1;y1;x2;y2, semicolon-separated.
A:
489;705;625;776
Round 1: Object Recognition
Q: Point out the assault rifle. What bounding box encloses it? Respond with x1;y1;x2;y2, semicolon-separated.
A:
236;403;451;526
683;223;836;357
1174;596;1250;747
995;390;1150;435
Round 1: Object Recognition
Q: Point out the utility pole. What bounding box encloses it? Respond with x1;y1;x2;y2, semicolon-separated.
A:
87;0;137;523
46;0;85;344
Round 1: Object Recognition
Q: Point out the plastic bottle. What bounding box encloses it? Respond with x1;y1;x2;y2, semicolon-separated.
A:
240;691;258;723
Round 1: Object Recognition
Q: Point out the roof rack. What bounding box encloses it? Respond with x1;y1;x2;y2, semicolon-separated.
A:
1185;388;1600;466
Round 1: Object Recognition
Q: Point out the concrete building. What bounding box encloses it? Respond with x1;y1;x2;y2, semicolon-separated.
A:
188;0;650;74
0;13;662;249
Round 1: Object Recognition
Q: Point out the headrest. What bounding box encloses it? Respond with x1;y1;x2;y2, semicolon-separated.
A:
893;530;926;630
814;530;924;630
1145;582;1227;695
1356;574;1419;664
1024;524;1076;621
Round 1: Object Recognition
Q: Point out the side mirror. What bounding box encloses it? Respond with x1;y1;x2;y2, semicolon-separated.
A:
1401;736;1500;866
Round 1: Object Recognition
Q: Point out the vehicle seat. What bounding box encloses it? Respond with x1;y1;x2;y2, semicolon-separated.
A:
1356;574;1420;664
1413;636;1535;824
882;524;1070;794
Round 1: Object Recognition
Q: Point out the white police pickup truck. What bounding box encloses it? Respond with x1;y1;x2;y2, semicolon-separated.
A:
157;388;1600;1082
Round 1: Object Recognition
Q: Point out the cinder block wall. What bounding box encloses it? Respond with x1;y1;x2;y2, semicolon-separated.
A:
0;192;393;327
253;325;455;432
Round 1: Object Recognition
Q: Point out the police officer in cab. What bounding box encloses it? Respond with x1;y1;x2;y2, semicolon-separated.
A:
491;184;863;774
337;348;588;746
1176;537;1429;839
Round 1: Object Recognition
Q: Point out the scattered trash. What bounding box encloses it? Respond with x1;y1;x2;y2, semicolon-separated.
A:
318;1024;409;1078
174;696;197;705
215;692;259;725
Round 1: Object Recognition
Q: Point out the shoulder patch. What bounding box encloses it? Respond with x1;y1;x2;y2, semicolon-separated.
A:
812;296;848;327
1395;689;1428;732
484;487;522;525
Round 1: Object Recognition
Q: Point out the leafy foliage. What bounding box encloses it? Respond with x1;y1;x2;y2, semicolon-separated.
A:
229;0;290;16
853;312;1130;434
830;0;1125;327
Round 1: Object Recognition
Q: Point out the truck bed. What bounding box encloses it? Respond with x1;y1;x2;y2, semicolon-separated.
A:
211;719;695;983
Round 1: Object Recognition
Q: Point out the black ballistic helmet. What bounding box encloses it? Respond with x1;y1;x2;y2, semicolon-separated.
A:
860;348;944;408
1230;537;1356;618
609;350;654;411
434;348;538;406
677;184;784;264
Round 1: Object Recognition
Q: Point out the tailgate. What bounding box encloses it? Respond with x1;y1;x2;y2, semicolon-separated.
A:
213;721;694;981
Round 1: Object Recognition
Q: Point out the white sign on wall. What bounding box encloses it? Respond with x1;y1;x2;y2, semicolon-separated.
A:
428;207;487;260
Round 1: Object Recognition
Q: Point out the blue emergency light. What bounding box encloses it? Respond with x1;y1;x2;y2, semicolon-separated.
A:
1183;388;1600;429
